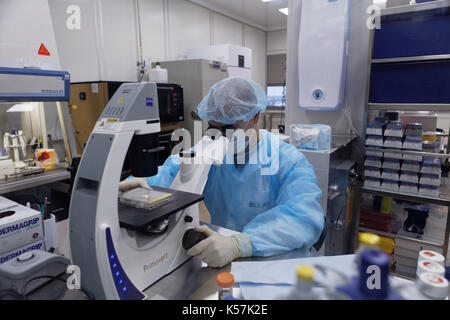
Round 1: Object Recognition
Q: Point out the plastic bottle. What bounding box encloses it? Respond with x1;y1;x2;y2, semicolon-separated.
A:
337;248;403;300
355;233;381;268
397;273;448;300
286;266;318;300
216;272;235;300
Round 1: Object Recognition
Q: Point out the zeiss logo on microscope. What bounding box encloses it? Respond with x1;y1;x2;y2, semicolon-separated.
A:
0;218;40;236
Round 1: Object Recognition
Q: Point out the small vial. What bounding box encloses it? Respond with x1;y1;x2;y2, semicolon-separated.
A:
216;272;235;300
288;266;318;300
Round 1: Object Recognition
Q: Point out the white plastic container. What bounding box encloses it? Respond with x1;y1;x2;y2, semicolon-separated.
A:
148;64;168;83
43;214;57;251
416;273;448;300
398;273;449;300
417;261;446;277
418;250;445;267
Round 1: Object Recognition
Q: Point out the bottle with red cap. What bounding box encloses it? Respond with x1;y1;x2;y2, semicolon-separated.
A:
216;272;235;300
397;272;449;300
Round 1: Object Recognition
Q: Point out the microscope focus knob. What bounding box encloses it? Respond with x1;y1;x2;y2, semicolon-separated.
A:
182;229;208;251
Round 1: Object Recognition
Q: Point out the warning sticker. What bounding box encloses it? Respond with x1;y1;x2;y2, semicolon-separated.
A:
95;118;119;131
38;43;51;56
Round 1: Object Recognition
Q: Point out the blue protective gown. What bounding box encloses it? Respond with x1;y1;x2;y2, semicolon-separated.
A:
146;130;324;257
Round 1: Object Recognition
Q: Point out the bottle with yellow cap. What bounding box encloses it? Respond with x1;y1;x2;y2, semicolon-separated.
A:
355;233;381;268
286;265;318;300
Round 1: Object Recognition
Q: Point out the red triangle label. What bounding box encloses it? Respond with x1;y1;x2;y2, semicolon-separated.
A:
38;43;50;56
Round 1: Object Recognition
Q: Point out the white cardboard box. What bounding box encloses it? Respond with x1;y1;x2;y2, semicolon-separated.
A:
0;240;45;264
0;196;43;255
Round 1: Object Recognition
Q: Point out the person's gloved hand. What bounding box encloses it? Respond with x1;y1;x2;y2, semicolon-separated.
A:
187;226;244;268
119;178;151;193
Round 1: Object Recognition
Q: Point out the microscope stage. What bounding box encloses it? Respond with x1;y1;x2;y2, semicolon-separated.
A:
118;186;204;231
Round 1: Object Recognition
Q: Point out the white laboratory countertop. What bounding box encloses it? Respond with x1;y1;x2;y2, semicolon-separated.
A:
31;224;413;300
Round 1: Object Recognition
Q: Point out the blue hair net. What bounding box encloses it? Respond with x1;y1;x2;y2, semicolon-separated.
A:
197;77;268;125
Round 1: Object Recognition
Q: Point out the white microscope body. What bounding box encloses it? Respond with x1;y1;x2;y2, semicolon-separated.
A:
69;82;228;300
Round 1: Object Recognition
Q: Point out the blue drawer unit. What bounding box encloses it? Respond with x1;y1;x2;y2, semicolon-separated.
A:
373;7;450;59
370;4;450;104
370;60;450;104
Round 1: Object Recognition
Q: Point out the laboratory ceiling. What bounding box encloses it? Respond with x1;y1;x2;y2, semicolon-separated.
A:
187;0;288;31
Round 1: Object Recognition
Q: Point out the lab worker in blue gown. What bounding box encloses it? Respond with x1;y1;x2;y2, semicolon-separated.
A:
120;77;324;268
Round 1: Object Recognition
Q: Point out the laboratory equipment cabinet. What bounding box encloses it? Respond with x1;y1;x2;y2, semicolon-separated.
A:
362;1;450;278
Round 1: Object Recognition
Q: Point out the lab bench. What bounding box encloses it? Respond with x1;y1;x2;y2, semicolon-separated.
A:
29;250;413;301
28;223;413;300
0;168;70;195
28;225;324;300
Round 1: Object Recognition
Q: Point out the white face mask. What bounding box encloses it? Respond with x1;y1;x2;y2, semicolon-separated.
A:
231;123;258;165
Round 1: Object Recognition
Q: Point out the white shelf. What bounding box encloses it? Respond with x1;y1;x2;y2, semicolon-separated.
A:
0;169;70;195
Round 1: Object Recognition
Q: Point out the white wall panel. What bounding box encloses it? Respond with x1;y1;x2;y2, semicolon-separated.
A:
212;13;243;46
168;0;211;60
99;0;139;81
139;0;166;63
48;0;266;86
267;29;287;54
49;0;101;79
244;25;266;88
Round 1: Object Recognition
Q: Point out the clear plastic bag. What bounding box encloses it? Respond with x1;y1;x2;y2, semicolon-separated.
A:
290;124;331;151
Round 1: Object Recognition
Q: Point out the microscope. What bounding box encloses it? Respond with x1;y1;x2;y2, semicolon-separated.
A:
69;82;228;300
